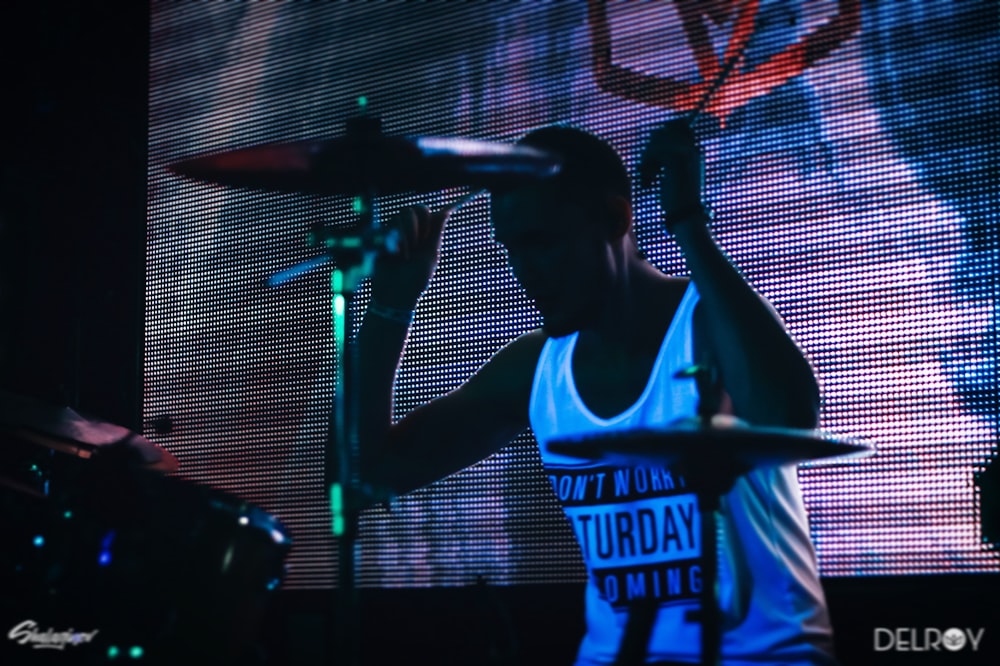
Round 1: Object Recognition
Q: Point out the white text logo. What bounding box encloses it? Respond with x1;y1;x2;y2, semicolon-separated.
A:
873;627;985;652
7;620;99;650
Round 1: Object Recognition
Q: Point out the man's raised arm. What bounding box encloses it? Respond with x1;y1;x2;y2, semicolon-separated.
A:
640;122;820;429
357;204;541;494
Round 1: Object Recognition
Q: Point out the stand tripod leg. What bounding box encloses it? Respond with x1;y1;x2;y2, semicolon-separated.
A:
698;492;721;666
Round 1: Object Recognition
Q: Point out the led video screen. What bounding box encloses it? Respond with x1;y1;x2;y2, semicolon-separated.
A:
145;1;998;589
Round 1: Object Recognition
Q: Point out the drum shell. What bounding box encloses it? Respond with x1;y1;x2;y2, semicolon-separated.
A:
2;461;290;664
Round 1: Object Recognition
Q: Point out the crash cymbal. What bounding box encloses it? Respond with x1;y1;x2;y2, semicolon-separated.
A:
548;415;871;470
0;390;178;472
169;116;560;196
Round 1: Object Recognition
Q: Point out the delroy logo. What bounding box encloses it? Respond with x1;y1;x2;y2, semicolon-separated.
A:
873;627;985;652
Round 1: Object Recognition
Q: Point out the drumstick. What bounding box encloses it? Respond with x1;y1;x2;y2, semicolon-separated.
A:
687;1;760;127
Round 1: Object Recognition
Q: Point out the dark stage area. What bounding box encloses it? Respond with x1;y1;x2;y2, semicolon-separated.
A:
258;577;1000;665
1;0;147;427
3;2;997;665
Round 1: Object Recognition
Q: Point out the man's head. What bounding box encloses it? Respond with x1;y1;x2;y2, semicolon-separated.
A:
490;126;637;337
514;125;631;207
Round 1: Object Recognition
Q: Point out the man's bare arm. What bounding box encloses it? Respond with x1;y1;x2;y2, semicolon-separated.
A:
685;234;820;429
356;202;545;494
642;122;819;429
363;329;544;494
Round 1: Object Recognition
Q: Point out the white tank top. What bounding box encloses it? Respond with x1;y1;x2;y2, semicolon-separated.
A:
529;282;836;665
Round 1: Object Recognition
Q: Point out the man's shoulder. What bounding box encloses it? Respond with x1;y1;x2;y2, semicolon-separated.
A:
469;329;547;388
647;274;692;314
643;270;690;296
455;329;548;419
498;328;549;367
664;274;691;292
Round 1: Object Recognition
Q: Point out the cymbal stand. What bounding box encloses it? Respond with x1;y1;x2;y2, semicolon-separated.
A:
269;168;397;666
690;362;728;666
616;362;730;666
663;362;729;666
693;466;723;666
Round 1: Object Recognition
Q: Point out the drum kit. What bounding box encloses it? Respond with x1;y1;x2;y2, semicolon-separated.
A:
3;108;869;665
0;390;290;664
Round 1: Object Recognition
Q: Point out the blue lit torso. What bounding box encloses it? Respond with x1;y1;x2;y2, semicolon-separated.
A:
529;282;836;665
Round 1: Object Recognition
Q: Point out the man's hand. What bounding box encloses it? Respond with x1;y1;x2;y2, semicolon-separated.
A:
370;204;451;310
638;119;707;232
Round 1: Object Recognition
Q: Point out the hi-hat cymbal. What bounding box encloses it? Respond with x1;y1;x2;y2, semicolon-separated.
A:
548;415;871;470
0;390;178;472
169;117;560;196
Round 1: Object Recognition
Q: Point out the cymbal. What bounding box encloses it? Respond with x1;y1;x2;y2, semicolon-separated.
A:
169;118;561;196
0;390;178;472
548;415;871;470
